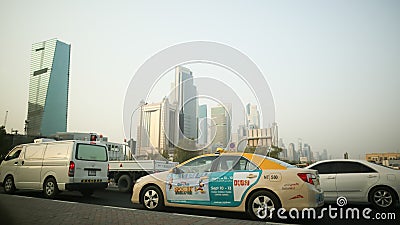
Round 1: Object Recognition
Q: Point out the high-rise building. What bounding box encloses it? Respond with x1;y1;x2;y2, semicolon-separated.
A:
136;98;177;157
321;149;328;160
26;38;70;136
210;104;231;150
172;66;198;141
237;124;247;151
288;143;296;162
198;104;208;146
246;103;260;129
303;143;311;162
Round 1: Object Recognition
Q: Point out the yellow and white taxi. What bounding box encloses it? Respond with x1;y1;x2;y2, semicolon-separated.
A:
131;152;324;220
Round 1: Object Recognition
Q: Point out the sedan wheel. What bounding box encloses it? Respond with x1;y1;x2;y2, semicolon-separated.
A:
247;190;281;220
371;187;395;208
142;186;164;210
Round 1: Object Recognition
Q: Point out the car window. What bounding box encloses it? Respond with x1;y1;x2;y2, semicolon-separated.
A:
214;156;259;171
310;162;339;174
5;148;22;161
75;144;107;162
179;156;217;173
335;162;376;173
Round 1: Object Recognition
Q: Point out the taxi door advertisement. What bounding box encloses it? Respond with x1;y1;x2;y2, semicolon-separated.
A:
166;171;260;207
166;172;211;205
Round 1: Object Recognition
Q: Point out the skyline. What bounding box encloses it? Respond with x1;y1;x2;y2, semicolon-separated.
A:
1;1;400;159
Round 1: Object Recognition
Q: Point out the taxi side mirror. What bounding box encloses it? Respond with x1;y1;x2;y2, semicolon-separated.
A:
172;167;183;174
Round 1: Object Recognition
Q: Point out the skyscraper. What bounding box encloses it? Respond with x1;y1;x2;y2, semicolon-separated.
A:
288;143;296;162
210;104;231;150
26;38;70;136
172;66;198;141
198;104;208;146
136;98;177;157
246;103;260;129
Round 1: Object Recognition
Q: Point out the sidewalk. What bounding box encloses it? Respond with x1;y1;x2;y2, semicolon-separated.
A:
0;194;266;225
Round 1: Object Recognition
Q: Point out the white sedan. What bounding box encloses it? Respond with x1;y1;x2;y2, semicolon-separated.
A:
306;159;400;208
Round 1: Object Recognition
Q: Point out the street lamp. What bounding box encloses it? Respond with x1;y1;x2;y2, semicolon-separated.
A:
129;100;147;157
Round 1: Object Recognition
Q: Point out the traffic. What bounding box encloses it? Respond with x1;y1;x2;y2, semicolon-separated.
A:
0;138;399;222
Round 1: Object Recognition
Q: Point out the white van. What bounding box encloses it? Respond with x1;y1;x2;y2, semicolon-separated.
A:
0;140;108;198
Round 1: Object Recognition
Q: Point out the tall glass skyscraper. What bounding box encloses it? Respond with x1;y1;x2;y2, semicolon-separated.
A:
198;104;208;146
172;66;198;141
26;38;70;136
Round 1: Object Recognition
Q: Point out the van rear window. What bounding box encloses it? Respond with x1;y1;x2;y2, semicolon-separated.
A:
76;144;107;162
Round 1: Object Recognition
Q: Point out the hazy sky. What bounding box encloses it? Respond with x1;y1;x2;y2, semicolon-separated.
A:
1;0;399;158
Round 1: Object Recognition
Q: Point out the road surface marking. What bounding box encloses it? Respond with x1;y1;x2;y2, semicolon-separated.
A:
172;213;216;219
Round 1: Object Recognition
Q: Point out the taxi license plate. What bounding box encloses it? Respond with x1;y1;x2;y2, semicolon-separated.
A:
88;170;96;176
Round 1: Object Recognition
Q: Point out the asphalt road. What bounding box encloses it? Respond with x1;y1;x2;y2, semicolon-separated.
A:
0;187;399;225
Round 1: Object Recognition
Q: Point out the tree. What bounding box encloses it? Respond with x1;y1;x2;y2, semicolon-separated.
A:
173;138;201;163
269;145;283;159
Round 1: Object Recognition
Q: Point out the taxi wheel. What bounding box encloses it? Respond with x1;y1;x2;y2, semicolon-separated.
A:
247;190;281;220
142;186;164;210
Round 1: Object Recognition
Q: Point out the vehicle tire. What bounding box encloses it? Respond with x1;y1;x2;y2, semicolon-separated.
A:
118;174;132;193
369;186;396;209
141;185;164;210
80;190;94;197
43;177;59;199
247;190;281;220
3;176;16;194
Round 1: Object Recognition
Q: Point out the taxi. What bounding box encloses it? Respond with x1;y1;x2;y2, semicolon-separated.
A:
131;152;324;220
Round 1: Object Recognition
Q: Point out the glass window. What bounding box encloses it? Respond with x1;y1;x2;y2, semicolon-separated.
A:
263;156;297;168
5;148;22;161
76;144;107;162
310;162;339;174
178;156;217;173
335;162;376;173
215;156;259;171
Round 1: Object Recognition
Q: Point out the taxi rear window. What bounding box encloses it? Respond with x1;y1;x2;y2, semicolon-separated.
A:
263;156;296;168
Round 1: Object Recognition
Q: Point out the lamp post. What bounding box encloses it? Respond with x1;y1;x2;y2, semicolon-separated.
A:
129;100;147;158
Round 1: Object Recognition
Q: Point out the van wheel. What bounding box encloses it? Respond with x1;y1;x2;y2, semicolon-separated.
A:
4;176;16;194
43;178;59;199
247;190;281;220
80;190;94;197
141;186;164;210
118;174;132;193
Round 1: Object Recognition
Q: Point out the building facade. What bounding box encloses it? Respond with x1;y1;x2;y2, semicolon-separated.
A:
246;103;260;129
136;98;177;157
198;104;208;146
366;152;400;163
26;38;70;136
210;104;231;150
172;66;198;141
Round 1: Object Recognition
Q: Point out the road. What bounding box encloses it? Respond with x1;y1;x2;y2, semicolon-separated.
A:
0;187;398;225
